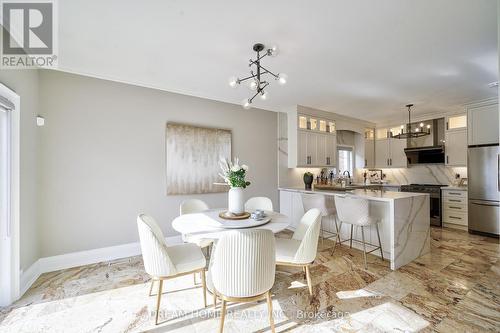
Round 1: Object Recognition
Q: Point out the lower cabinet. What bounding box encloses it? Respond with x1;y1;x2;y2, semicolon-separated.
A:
279;190;304;229
441;189;468;228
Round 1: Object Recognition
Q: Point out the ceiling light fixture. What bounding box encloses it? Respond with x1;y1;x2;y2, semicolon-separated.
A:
391;104;431;139
488;81;499;88
228;43;287;109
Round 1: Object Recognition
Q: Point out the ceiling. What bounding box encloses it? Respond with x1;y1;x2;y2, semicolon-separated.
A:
57;0;498;123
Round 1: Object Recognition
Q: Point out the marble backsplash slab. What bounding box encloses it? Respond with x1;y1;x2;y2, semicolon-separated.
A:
355;165;467;186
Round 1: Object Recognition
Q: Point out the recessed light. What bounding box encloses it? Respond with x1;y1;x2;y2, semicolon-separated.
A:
488;81;498;88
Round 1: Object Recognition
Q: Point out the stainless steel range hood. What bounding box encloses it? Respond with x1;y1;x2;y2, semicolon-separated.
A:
404;118;445;165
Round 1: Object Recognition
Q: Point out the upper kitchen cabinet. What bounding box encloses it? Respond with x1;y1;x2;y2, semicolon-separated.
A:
290;113;337;167
467;100;499;146
445;114;467;166
364;129;375;168
446;114;467;131
375;126;407;168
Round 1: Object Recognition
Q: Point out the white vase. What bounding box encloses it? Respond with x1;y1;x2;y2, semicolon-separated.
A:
228;187;244;214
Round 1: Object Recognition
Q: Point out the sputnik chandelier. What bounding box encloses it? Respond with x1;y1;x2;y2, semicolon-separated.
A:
391;104;431;139
228;43;287;109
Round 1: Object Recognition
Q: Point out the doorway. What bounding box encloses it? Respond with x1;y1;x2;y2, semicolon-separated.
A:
0;84;20;306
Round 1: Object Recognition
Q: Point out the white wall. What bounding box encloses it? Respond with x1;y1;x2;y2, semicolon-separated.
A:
0;70;40;272
38;70;278;257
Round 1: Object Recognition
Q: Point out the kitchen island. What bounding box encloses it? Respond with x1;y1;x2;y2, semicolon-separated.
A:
279;187;430;270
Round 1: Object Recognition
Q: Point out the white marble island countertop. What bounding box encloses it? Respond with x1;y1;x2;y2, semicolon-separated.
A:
279;187;431;270
279;187;429;202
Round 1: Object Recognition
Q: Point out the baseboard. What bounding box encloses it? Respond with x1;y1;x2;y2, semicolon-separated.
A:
19;235;183;297
20;260;41;296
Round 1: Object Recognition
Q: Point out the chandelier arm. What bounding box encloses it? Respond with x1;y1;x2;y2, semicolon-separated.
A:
238;74;255;82
258;65;279;78
248;90;260;103
248;53;268;67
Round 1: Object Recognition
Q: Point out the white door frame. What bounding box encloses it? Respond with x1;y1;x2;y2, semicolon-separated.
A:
0;83;20;306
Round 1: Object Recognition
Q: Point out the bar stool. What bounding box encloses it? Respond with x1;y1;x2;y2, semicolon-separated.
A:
332;195;384;269
301;193;340;247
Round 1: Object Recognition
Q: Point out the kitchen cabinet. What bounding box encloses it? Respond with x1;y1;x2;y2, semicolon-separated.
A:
375;135;407;168
446;114;467;131
442;188;468;229
445;129;467;166
467;101;499;146
291;112;337;167
327;134;337;166
364;129;375;168
375;138;390;168
297;131;336;167
389;138;407;167
279;189;304;229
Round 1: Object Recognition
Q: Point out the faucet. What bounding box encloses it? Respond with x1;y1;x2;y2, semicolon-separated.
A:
343;170;351;184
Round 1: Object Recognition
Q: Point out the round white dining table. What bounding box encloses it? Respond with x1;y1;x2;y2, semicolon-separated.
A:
172;209;290;243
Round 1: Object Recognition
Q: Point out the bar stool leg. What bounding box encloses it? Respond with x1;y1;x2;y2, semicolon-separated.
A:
334;216;341;243
376;224;384;261
360;226;367;270
331;222;342;256
320;218;324;246
349;225;354;249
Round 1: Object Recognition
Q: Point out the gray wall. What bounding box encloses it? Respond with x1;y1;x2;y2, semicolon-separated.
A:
0;70;40;272
38;70;278;257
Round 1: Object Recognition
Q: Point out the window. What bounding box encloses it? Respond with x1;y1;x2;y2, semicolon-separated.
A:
337;146;353;176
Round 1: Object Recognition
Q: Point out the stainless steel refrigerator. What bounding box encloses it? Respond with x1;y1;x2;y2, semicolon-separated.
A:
468;145;500;237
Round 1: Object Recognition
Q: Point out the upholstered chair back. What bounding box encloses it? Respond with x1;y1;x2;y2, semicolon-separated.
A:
244;197;274;212
211;229;276;298
301;193;336;216
180;199;209;215
292;208;322;264
334;196;372;226
137;214;176;277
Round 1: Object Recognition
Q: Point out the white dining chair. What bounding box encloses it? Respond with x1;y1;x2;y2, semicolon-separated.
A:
244;196;274;212
180;199;213;284
275;208;322;295
137;214;207;325
180;199;209;215
333;195;384;269
208;229;276;333
301;193;340;247
179;199;212;248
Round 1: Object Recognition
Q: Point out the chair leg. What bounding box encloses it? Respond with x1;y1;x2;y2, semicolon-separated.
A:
149;279;155;296
193;273;197;285
360;226;367;270
219;299;227;333
331;221;342;256
320;218;324;246
350;224;354;249
266;291;275;333
213;291;217;308
376;224;384;261
334;216;341;243
155;279;164;325
305;265;313;296
201;269;207;308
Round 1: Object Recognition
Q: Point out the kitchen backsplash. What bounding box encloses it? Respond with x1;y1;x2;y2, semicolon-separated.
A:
354;165;467;186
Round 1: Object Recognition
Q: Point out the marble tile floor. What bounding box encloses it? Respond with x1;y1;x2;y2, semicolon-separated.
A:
0;227;498;332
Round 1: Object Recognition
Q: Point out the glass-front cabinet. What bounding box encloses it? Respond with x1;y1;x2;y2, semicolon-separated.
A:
447;114;467;131
295;114;337;167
